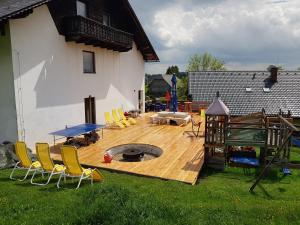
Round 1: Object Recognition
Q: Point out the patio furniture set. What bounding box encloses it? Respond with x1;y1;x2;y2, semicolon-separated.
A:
150;111;191;126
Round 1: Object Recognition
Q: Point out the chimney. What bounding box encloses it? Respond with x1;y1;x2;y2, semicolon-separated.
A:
267;65;278;83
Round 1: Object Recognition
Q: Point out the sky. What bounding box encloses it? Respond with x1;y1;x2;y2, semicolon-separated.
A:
129;0;300;74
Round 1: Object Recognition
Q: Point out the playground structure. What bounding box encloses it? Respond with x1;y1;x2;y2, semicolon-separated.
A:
204;94;229;168
204;95;300;191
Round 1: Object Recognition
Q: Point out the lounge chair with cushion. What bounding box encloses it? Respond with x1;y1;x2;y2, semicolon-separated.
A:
57;145;104;189
104;112;125;129
112;109;130;127
31;143;66;186
118;108;137;125
10;141;41;181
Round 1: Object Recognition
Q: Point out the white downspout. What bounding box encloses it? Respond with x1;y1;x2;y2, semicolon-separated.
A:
12;49;25;141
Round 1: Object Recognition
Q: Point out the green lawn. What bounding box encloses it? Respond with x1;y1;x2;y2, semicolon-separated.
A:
1;149;300;225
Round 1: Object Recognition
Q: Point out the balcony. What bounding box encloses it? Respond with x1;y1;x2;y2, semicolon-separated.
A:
63;16;134;52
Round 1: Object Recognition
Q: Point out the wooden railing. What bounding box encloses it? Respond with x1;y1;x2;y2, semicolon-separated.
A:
205;120;226;146
225;126;267;147
63;16;134;51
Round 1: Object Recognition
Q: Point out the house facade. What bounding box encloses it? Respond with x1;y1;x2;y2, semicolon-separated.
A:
0;0;158;148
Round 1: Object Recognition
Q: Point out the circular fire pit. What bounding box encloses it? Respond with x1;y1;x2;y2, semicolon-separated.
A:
106;144;163;162
122;149;144;162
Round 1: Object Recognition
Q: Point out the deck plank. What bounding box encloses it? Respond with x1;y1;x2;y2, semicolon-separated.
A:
51;113;205;184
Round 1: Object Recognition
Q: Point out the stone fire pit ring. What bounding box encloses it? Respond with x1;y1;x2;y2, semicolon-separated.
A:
106;144;163;162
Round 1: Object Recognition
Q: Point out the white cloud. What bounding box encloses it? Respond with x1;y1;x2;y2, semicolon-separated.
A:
142;0;300;72
154;7;199;47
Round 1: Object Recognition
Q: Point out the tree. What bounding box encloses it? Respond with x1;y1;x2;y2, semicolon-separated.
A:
166;65;180;75
186;52;226;72
145;84;149;96
177;76;188;101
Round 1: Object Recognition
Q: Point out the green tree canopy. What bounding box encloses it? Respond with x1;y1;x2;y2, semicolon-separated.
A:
177;76;188;101
166;65;180;75
186;52;226;72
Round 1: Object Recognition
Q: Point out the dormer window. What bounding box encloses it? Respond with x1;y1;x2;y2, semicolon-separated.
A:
103;13;111;26
77;0;87;17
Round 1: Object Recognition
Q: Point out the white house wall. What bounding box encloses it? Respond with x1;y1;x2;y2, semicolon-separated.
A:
0;23;18;143
9;5;145;149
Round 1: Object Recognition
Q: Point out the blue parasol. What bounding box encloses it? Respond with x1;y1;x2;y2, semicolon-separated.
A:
171;74;178;112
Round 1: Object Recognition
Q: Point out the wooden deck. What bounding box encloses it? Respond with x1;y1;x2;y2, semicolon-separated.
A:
51;113;205;185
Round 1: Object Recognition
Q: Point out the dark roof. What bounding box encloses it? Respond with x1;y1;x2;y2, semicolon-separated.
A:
147;74;172;87
189;71;300;117
0;0;159;62
147;74;181;87
146;74;161;85
0;0;50;22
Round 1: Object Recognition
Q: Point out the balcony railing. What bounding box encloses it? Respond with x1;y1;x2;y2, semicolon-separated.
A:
63;16;134;52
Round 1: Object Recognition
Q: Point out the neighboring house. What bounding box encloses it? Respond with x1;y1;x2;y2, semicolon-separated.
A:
147;74;173;97
145;74;156;86
189;67;300;118
0;0;159;147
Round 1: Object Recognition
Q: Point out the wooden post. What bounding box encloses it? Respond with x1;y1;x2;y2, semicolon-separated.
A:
204;115;209;162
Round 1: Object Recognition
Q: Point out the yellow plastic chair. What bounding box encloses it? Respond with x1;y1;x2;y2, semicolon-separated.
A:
10;141;41;181
104;112;125;129
118;108;137;125
57;145;104;189
112;109;130;127
30;143;66;186
200;109;206;118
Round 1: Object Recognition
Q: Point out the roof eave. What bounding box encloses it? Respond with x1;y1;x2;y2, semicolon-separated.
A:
0;0;51;23
123;0;159;62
